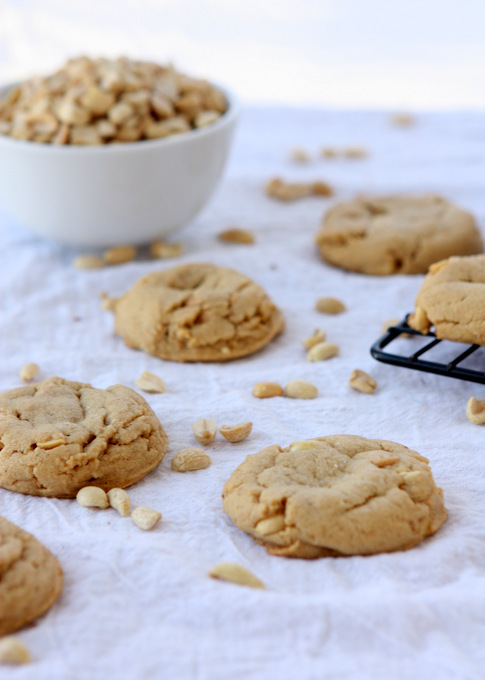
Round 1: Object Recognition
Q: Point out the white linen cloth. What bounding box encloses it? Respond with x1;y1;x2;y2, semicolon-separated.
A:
1;108;484;680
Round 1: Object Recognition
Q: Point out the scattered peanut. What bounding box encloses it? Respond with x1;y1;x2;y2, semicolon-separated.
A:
171;448;212;472
103;245;136;265
466;397;485;425
131;506;161;530
219;422;252;443
252;382;284;399
381;317;412;338
321;147;337;159
192;418;217;445
150;241;185;258
20;362;39;382
76;486;109;509
349;369;377;394
343;146;368;159
284;380;318;399
312;181;334;196
209;562;265;589
307;341;339;362
382;317;401;334
391;113;415;127
320;146;369;159
135;371;166;394
36;438;66;450
315;297;346;314
0;637;31;665
101;297;117;312
218;228;255;244
266;177;311;201
289;148;310;163
107;488;131;517
302;329;326;349
73;254;105;269
265;177;334;201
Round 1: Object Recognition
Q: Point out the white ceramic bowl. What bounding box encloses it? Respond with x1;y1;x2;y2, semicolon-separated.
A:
0;84;239;247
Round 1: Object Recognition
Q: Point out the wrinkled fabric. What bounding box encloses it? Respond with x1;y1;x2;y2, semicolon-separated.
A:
0;108;484;680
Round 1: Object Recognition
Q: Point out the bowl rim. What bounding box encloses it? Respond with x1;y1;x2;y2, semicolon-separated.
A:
0;80;240;154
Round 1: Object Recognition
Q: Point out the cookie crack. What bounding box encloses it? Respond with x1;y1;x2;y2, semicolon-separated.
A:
342;490;383;513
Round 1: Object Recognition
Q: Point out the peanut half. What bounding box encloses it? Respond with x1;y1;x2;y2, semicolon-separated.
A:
289;148;311;163
391;113;415;127
266;177;312;201
36;438;65;450
0;637;31;665
209;562;265;589
307;341;339;362
349;369;377;394
150;242;185;259
171;448;212;472
103;245;137;265
252;382;283;399
343;146;368;159
131;506;161;530
321;147;337;159
284;380;318;399
20;362;39;382
73;254;105;269
194;110;221;128
312;181;334;196
254;515;285;536
408;305;430;333
76;486;109;509
219;422;252;443
135;371;166;394
266;177;334;201
107;488;131;517
301;329;326;349
382;317;411;338
218;228;255;244
315;297;346;314
382;317;401;334
466;397;485;425
192;418;217;446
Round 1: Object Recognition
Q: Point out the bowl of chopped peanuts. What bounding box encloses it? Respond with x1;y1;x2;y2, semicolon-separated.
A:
0;56;239;247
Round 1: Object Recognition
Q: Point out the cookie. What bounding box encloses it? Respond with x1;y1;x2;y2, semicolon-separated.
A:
0;516;63;635
222;435;447;558
408;254;485;344
0;377;168;498
316;195;482;275
108;263;284;362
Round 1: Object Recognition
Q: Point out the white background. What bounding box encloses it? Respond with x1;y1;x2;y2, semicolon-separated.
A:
0;0;484;108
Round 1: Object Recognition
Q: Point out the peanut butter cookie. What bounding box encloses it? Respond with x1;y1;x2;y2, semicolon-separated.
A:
222;435;446;558
316;195;482;275
408;254;485;344
0;377;168;497
0;516;63;635
107;263;284;362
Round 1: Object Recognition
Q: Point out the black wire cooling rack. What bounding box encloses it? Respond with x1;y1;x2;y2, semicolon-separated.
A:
370;316;485;385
